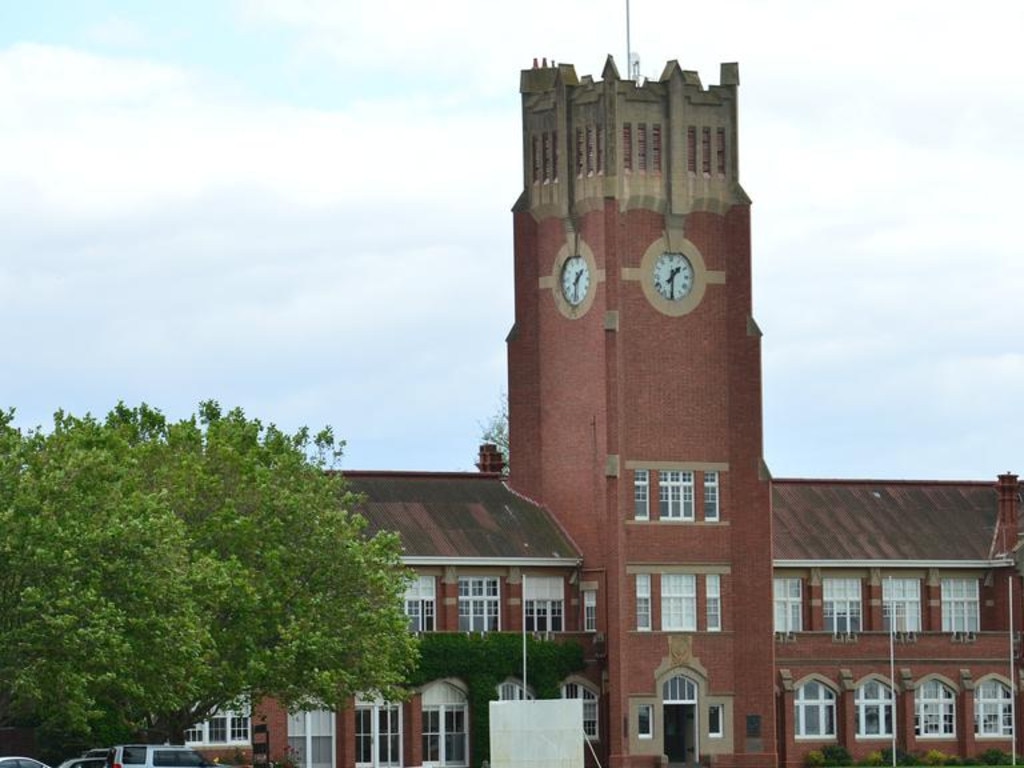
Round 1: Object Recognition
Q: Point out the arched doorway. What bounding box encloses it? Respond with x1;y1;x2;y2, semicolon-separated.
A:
662;675;698;767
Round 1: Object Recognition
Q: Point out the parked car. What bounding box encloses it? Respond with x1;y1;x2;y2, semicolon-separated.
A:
57;757;106;768
106;746;210;768
0;758;51;768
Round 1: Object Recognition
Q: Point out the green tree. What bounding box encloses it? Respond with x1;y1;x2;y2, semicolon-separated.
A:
0;402;417;747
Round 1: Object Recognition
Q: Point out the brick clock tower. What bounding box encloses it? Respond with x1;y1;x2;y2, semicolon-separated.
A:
507;57;777;768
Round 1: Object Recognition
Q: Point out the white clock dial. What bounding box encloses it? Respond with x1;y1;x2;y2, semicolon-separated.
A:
560;255;590;307
653;252;694;301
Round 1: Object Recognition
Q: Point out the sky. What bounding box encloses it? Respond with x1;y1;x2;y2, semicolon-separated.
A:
1;0;1022;480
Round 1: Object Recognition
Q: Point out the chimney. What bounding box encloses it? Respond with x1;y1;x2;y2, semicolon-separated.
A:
476;443;506;475
997;472;1020;554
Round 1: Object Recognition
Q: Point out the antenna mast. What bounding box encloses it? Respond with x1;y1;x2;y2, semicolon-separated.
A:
625;0;632;80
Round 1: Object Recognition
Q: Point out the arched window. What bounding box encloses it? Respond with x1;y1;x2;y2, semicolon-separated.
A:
498;679;534;701
855;680;893;737
422;681;468;767
354;697;401;768
915;680;955;737
975;679;1013;736
795;681;836;738
561;682;599;739
662;675;698;704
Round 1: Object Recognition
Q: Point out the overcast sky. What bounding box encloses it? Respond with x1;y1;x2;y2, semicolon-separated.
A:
2;1;1022;480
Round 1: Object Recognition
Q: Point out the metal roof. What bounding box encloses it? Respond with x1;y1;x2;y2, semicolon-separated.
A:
345;471;581;563
771;478;999;562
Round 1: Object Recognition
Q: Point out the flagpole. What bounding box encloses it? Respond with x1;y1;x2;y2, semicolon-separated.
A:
522;573;528;698
1011;575;1017;766
888;576;897;768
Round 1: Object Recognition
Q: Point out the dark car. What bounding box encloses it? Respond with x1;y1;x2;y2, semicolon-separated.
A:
57;758;106;768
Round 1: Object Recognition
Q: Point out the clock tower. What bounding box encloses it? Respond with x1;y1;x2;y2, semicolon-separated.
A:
507;57;777;768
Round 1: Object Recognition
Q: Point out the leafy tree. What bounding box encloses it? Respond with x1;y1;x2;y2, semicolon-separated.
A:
0;402;417;746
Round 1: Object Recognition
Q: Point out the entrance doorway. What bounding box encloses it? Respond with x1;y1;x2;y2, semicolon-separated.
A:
662;676;699;767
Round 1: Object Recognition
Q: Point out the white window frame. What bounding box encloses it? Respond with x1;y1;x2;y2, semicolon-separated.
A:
705;574;721;632
661;574;696;631
583;589;597;632
794;681;836;738
405;575;436;633
659;470;695;520
703;471;719;522
458;576;500;632
524;576;564;633
634;470;649;520
636;574;651;632
290;709;337;768
185;708;251;745
883;577;921;632
498;679;534;701
421;682;468;768
774;578;803;633
915;680;955;738
707;704;724;739
637;704;654;740
941;578;980;632
562;682;599;740
855;681;894;738
823;578;861;634
975;679;1013;737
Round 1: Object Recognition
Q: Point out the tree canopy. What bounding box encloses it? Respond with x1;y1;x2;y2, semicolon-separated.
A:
0;402;417;749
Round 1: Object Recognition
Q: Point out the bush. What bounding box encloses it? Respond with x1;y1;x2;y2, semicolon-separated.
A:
805;750;825;768
860;751;885;766
922;749;949;766
822;745;854;766
976;748;1011;766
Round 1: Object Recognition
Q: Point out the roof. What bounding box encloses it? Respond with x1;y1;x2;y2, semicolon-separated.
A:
771;479;1001;563
345;471;581;564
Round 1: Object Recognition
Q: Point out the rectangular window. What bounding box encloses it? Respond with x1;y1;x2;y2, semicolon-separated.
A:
661;573;696;631
458;576;500;632
636;574;651;631
291;709;335;768
584;590;597;632
551;130;558;182
405;575;436;632
597;125;605;174
638;704;654;739
542;132;551;183
185;710;251;746
773;578;803;633
716;127;726;176
209;716;227;743
942;577;980;632
823;578;862;634
687;126;697;173
706;574;721;632
524;576;564;632
575;127;584;177
585;125;595;176
701;127;712;176
531;135;540;183
637;123;647;172
883;577;921;632
634;469;649;520
659;470;694;520
708;704;724;738
651;124;662;172
623;123;633;172
704;471;719;521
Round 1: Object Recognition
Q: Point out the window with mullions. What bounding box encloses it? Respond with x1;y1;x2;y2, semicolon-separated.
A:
706;574;721;632
661;574;696;631
561;683;599;739
458;577;499;632
634;470;649;520
975;679;1013;736
823;578;861;633
290;709;335;768
916;680;955;737
703;471;719;521
941;578;979;632
795;681;836;738
774;578;803;633
405;575;436;632
855;681;893;737
636;574;651;631
583;590;597;632
498;679;534;701
186;709;251;745
355;700;400;768
524;576;564;632
659;471;694;520
883;578;921;632
638;704;654;739
422;681;468;767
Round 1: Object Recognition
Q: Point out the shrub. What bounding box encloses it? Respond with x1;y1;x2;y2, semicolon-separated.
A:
860;751;885;766
976;748;1011;766
922;749;949;766
805;750;825;767
822;744;854;766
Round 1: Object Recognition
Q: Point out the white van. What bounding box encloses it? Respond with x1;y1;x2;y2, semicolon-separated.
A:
107;746;211;768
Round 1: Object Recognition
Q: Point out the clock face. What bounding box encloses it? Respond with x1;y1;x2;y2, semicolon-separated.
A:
560;255;591;307
653;252;694;301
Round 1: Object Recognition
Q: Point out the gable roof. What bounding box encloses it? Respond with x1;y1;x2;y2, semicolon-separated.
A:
345;471;581;565
771;479;1002;564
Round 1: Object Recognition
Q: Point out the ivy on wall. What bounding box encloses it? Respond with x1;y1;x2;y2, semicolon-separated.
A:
409;633;586;766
